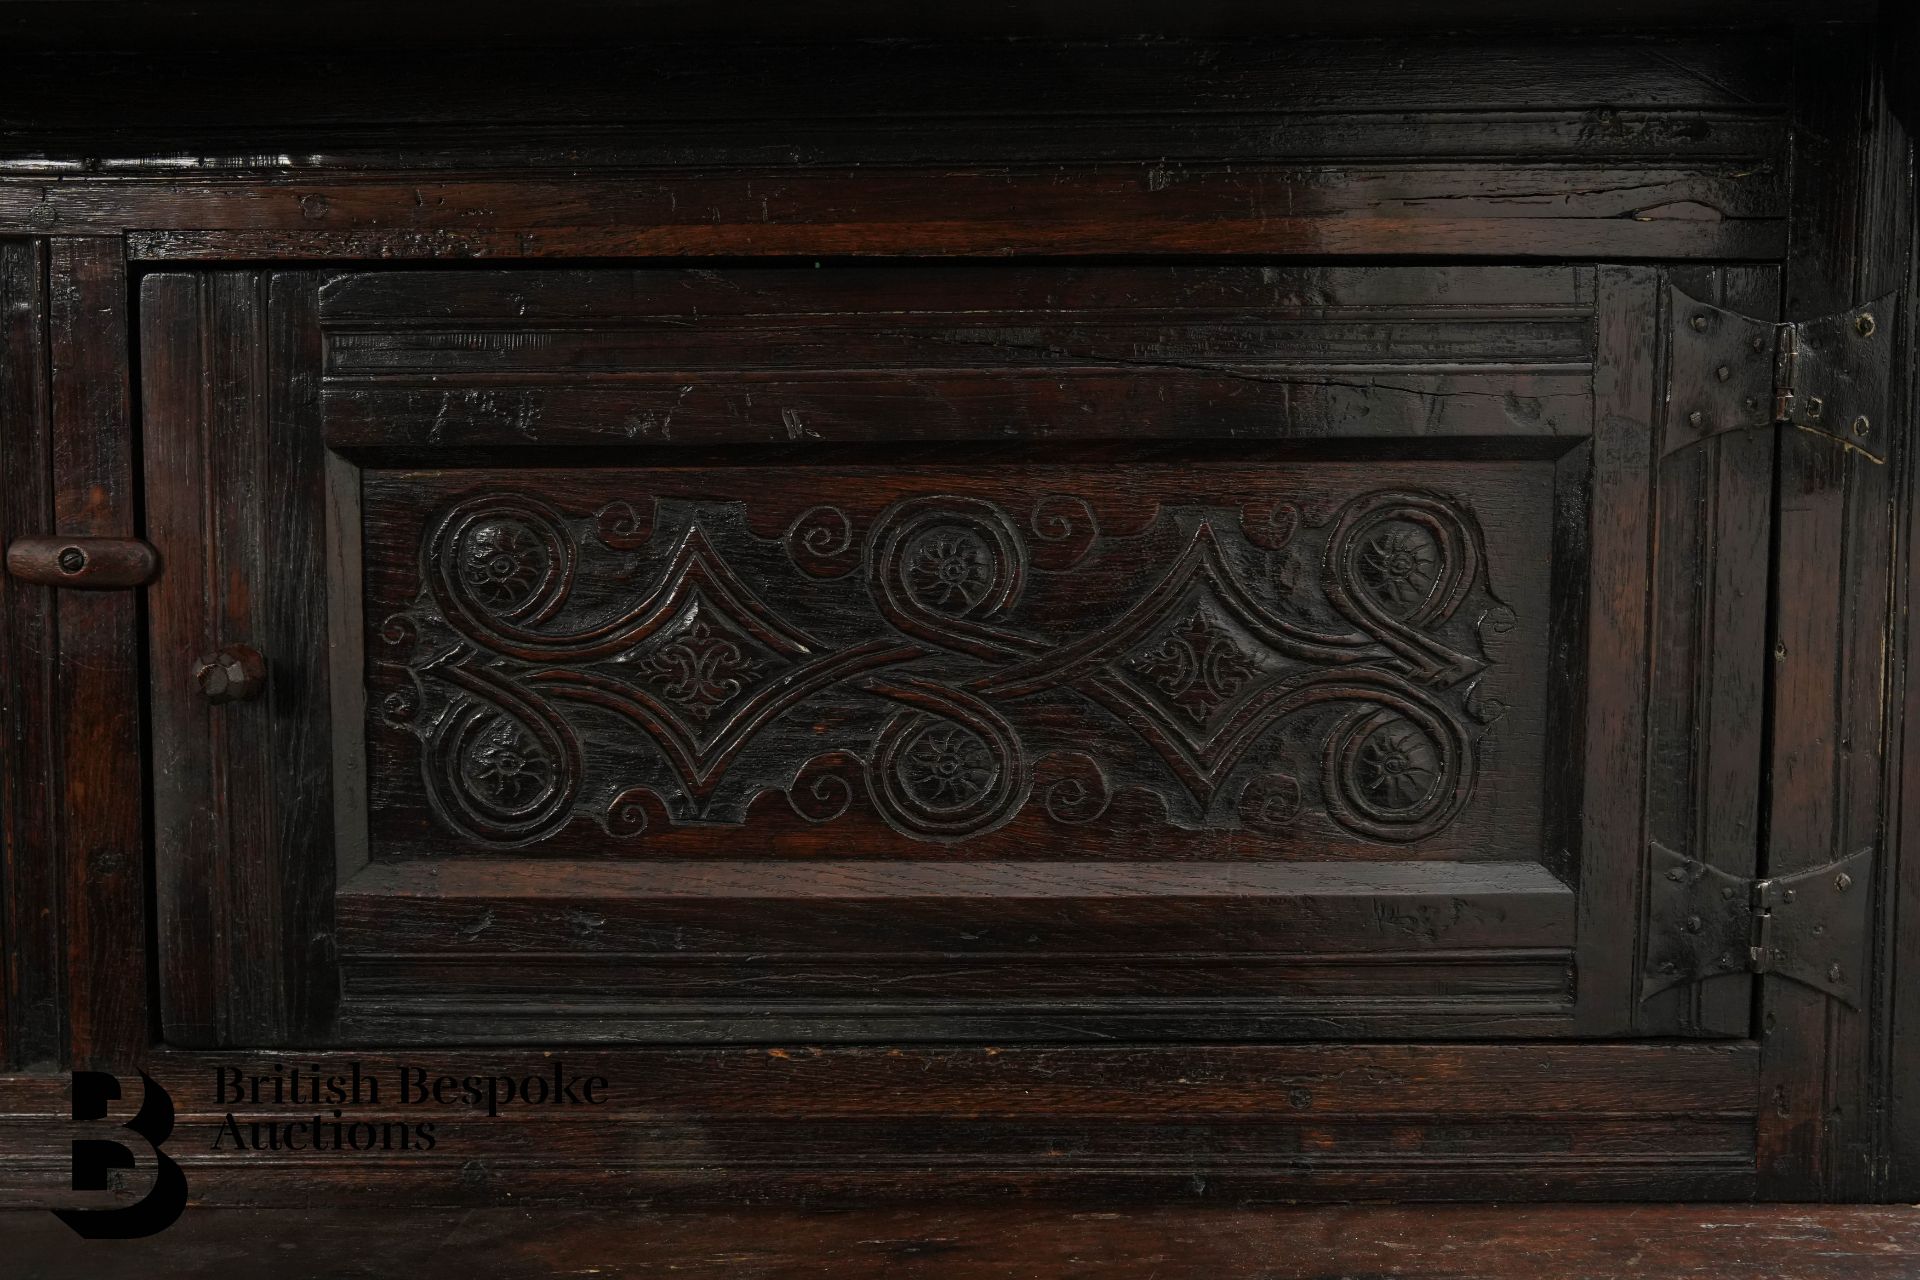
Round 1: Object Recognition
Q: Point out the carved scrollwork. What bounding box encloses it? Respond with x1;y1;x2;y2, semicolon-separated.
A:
380;612;419;648
786;505;859;578
389;482;1505;849
1239;770;1303;834
381;687;419;727
432;495;575;630
1239;499;1301;552
866;677;1028;841
423;673;582;847
594;499;653;552
601;784;670;838
867;496;1033;660
1323;491;1486;684
1322;694;1473;843
1035;751;1112;825
787;750;865;824
1028;495;1100;571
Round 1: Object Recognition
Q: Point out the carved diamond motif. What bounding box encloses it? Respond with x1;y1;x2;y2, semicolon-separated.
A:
404;490;1494;845
1123;602;1278;731
628;594;783;734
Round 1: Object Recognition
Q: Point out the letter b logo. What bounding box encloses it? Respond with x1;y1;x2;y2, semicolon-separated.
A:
52;1070;188;1239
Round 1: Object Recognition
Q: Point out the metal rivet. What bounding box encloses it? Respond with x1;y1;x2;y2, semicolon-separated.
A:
1721;886;1737;900
1856;313;1876;338
1829;963;1845;984
1715;365;1731;382
1835;872;1852;892
1688;410;1705;429
1852;415;1870;438
56;546;87;574
1743;396;1759;412
1690;314;1711;332
1751;334;1767;353
1806;395;1824;421
1783;888;1796;903
1684;914;1703;934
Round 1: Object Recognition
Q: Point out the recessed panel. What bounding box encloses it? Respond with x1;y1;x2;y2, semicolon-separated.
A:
362;461;1549;866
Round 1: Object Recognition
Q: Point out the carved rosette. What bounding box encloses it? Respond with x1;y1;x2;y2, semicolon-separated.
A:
867;678;1029;841
389;486;1502;848
425;693;581;846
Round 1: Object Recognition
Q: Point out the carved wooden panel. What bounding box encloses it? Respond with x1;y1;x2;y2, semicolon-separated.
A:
363;464;1545;865
140;261;1780;1045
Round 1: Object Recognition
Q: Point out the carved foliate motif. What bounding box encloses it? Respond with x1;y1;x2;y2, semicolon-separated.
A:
381;485;1505;848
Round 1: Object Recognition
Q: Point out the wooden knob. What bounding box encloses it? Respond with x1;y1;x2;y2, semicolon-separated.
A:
192;645;267;704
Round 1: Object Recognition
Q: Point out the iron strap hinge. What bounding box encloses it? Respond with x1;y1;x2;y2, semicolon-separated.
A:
1643;843;1874;1007
1663;284;1895;463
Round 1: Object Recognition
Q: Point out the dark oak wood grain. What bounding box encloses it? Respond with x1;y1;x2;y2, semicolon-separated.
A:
0;36;1793;262
1758;27;1918;1201
0;1043;1760;1206
138;261;1783;1048
315;263;1599;450
143;271;337;1050
45;238;149;1072
1893;0;1920;1204
9;1203;1919;1280
1637;266;1781;1036
0;237;59;1071
1;8;1916;1209
0;238;149;1073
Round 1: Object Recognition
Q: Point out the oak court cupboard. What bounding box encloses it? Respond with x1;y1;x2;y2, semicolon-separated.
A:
2;0;1919;1208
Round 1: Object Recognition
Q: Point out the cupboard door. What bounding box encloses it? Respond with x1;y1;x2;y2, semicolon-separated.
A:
141;264;1768;1044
